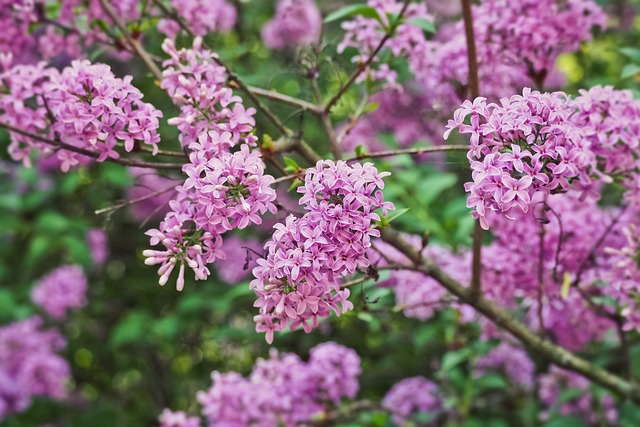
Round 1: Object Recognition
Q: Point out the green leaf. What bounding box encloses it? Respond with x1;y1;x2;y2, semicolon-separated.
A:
475;373;508;391
384;208;410;223
561;271;572;299
621;63;640;79
441;348;472;371
620;47;640;63
543;416;587;427
354;145;367;158
110;312;152;348
406;17;436;33
283;156;300;174
416;173;458;205
324;5;381;24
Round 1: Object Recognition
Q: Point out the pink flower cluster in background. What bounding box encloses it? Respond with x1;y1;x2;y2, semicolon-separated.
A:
382;376;442;425
262;0;322;49
251;160;393;343
158;0;236;39
0;317;70;420
31;265;88;320
160;342;360;427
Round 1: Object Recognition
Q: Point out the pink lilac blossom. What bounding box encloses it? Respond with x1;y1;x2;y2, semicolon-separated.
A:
251;160;393;343
539;366;617;425
0;59;163;171
87;228;108;265
474;342;535;389
158;409;200;427
31;265;88;320
261;0;322;49
161;38;257;150
144;38;276;289
216;236;264;284
445;89;600;229
157;0;236;39
0;316;70;420
195;342;360;427
382;376;442;426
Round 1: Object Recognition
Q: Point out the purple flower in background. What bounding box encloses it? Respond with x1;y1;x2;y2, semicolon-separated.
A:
31;265;88;319
383;376;442;425
475;343;535;389
87;228;108;265
262;0;322;49
158;0;236;39
0;317;70;420
216;236;263;284
158;409;200;427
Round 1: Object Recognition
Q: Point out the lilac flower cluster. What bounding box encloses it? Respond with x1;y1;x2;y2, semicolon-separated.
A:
1;59;162;171
251;160;393;343
262;0;322;50
382;376;442;426
158;342;360;427
161;38;257;149
474;342;535;389
158;409;200;427
144;39;276;289
87;228;108;265
0;317;70;420
338;0;432;88
158;0;236;40
31;265;88;320
605;225;640;331
445;89;599;229
539;367;617;425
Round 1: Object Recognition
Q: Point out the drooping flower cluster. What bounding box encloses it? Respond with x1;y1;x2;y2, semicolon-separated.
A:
144;39;276;289
0;59;162;171
0;317;70;420
161;38;257;149
251;160;393;343
31;265;88;320
382;376;443;426
261;0;322;50
192;342;360;427
445;89;599;229
539;367;617;425
157;0;236;40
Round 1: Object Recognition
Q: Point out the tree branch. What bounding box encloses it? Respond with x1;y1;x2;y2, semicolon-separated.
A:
322;0;412;115
379;226;640;402
0;122;183;170
345;145;469;162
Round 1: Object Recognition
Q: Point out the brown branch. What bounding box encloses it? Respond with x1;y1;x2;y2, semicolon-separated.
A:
248;86;322;113
461;0;483;298
345;145;469;162
323;0;412;115
378;226;640;402
97;0;163;81
0;122;183;170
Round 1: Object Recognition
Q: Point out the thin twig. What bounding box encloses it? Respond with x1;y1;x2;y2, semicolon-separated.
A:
97;0;163;81
323;0;412;114
248;86;322;113
0;121;183;170
95;185;177;215
345;145;469;162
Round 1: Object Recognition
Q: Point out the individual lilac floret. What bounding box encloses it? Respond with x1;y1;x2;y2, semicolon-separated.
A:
32;265;88;319
161;38;257;149
0;317;70;420
382;376;442;426
0;60;163;171
251;160;393;343
474;342;535;389
196;342;360;427
158;409;201;427
87;228;108;265
539;366;617;425
445;89;599;229
158;0;236;39
262;0;322;49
